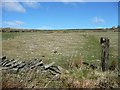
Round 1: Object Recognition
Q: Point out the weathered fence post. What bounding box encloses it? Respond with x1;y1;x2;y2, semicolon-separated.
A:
100;37;109;72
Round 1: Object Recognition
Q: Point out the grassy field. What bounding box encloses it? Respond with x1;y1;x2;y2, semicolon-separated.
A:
1;30;119;88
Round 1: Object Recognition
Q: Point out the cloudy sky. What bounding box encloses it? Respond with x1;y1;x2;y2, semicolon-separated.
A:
1;0;119;29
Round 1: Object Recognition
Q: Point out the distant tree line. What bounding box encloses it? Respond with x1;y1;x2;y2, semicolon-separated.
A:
1;26;120;32
1;28;40;32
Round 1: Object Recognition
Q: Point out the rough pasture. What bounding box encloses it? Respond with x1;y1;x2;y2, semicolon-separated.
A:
1;30;119;88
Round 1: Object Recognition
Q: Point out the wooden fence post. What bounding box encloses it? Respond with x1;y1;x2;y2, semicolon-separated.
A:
100;37;109;72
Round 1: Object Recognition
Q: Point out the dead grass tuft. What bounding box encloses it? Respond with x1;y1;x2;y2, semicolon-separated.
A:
2;75;25;88
68;59;83;69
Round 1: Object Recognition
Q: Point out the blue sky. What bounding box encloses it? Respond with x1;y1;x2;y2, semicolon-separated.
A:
2;2;118;29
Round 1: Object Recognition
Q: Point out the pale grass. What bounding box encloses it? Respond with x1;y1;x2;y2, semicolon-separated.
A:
2;31;118;88
2;32;86;62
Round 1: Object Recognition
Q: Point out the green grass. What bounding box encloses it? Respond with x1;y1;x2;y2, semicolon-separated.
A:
80;34;118;68
2;32;21;40
81;35;101;63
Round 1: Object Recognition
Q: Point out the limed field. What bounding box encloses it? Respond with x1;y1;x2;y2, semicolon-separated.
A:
1;30;119;88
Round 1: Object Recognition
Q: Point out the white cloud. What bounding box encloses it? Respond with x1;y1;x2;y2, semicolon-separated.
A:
23;2;40;8
60;0;83;5
62;2;78;7
1;0;118;14
97;27;103;29
92;17;105;24
60;0;84;2
14;20;25;25
3;20;25;27
2;0;40;13
2;2;26;13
